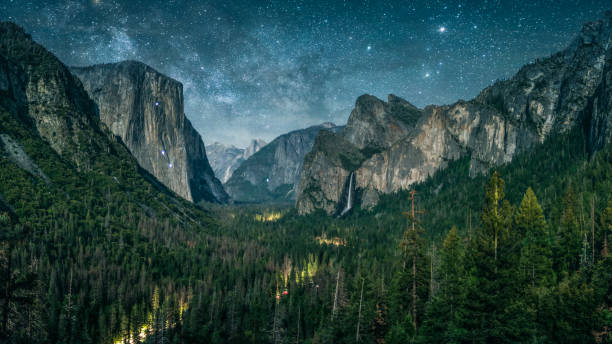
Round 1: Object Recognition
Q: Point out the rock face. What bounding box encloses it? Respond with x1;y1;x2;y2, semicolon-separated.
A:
71;61;229;204
206;139;266;183
0;20;212;232
0;22;119;171
0;134;51;185
225;122;342;203
0;22;108;171
297;12;612;215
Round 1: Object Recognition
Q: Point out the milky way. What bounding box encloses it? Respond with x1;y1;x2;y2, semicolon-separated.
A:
2;0;610;146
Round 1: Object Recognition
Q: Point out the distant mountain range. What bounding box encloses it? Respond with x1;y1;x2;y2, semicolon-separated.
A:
206;139;267;184
223;122;343;203
5;11;610;216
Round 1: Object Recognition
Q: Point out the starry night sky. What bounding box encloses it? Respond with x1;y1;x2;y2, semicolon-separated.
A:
2;0;610;146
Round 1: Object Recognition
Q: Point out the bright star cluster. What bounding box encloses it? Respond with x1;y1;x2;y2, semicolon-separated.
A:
1;0;609;146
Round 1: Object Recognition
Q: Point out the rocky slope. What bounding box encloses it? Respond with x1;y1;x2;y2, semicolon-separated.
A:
71;61;229;204
206;139;266;183
0;23;111;171
0;22;217;342
297;12;612;215
0;21;211;221
225;122;342;203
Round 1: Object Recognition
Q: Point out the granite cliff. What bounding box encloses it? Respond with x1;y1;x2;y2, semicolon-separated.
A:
225;122;342;203
0;21;211;223
297;12;612;215
71;61;229;204
206;139;266;184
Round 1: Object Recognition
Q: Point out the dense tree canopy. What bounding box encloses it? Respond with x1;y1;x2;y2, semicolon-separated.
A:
1;120;611;343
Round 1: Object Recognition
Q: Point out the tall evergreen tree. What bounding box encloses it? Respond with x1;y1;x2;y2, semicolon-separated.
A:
461;172;532;343
592;200;612;343
387;203;429;341
601;200;612;258
516;187;553;287
419;226;466;343
0;199;41;343
555;187;582;272
515;187;555;342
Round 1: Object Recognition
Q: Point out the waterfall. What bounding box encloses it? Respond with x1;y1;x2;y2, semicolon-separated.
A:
340;171;355;216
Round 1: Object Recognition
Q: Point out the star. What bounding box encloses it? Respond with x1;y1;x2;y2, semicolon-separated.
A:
5;0;606;147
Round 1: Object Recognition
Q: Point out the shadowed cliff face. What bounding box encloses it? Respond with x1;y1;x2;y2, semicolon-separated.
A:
224;123;343;203
297;12;612;215
0;22;112;171
71;61;229;204
0;21;217;223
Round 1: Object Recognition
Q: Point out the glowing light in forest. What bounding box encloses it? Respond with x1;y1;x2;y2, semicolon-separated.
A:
254;212;282;222
316;232;345;246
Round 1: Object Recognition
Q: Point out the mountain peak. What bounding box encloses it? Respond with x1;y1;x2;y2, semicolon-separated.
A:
355;94;384;107
71;60;229;203
244;139;267;158
387;93;415;106
319;122;337;128
0;21;31;40
297;13;612;215
0;21;106;169
578;12;611;45
224;123;342;203
206;139;266;184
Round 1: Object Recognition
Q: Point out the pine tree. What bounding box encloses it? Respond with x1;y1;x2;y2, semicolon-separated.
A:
389;214;429;338
601;200;612;258
555;187;582;272
516;187;553;287
390;189;429;335
591;201;612;343
544;272;598;343
0;201;39;342
461;171;531;343
515;187;555;342
479;171;513;263
591;251;612;343
419;226;466;343
0;208;17;340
